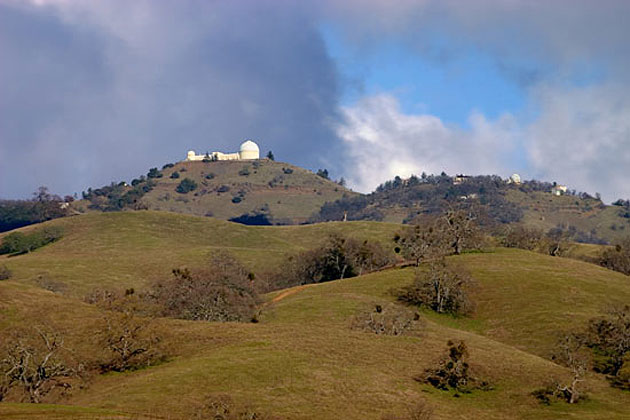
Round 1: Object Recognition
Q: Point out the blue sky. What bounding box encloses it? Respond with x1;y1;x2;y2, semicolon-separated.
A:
1;0;630;201
320;23;525;126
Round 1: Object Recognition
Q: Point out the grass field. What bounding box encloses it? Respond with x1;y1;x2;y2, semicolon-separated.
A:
134;159;356;224
0;211;401;297
1;212;630;419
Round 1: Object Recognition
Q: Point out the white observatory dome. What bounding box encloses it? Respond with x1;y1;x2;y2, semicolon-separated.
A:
239;140;260;160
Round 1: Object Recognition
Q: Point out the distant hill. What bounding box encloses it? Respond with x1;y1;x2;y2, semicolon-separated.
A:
75;159;355;225
313;174;630;244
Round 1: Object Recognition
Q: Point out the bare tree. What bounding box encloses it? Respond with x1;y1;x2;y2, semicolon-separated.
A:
99;312;164;372
0;328;78;403
150;251;259;322
398;260;475;316
440;209;482;255
550;333;590;404
394;223;447;266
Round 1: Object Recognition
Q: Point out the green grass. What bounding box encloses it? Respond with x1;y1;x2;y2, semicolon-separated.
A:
0;211;401;297
1;212;630;419
137;159;356;223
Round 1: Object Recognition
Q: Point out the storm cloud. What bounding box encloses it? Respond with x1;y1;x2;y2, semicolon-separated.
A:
2;0;630;202
0;0;341;197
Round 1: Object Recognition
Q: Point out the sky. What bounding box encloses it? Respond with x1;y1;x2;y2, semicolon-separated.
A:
1;0;630;202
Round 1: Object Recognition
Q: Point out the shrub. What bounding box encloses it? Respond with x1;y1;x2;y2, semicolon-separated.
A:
147;167;162;178
397;260;475;316
275;235;393;289
217;185;230;193
599;237;630;275
162;163;174;169
149;251;259;322
176;178;198;194
238;166;250;176
502;225;544;251
231;196;242;204
205;173;216;180
170;171;180;179
418;340;490;395
0;226;63;255
351;303;421;336
0;265;12;280
194;394;276;420
282;167;293;174
584;305;630;389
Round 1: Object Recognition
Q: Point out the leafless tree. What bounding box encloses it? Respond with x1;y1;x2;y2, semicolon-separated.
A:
99;312;164;372
550;334;591;404
0;328;78;403
398;260;475;316
440;209;482;255
502;225;544;251
394;222;447;266
149;251;259;322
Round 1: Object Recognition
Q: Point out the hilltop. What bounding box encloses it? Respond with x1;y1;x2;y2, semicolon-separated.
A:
314;174;630;244
1;212;630;418
76;159;355;225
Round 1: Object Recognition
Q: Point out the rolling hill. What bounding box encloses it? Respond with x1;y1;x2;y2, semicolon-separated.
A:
75;159;356;225
1;211;630;419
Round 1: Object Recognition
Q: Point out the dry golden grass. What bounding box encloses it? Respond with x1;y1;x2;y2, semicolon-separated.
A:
1;213;630;418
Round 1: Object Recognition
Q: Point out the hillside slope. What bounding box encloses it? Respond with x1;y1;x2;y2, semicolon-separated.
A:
2;247;630;419
0;212;400;297
74;160;356;225
314;175;630;244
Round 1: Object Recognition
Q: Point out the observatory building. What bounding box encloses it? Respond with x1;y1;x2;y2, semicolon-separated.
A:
186;140;260;162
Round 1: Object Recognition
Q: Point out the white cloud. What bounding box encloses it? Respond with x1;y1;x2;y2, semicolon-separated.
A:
339;89;630;202
338;94;519;192
526;83;630;201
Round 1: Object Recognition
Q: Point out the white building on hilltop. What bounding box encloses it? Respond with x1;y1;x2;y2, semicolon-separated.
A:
186;140;260;162
507;173;521;185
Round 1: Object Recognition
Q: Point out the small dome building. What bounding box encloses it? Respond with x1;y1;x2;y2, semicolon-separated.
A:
239;140;260;160
509;173;521;185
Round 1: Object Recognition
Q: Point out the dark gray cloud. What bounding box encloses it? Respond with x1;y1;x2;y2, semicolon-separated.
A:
0;0;341;198
2;0;630;202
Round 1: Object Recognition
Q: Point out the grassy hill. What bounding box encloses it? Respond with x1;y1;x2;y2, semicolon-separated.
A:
0;212;400;297
1;212;630;419
74;160;356;225
314;175;630;244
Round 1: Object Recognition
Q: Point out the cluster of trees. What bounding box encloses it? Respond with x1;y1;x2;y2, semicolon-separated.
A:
315;174;523;225
86;252;261;323
0;187;68;232
394;210;483;264
0;313;165;404
392;209;482;318
0;226;63;255
82;178;155;211
148;252;259;322
534;305;630;405
274;234;393;289
599;237;630;276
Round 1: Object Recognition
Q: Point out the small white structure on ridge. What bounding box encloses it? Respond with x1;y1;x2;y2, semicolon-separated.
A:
507;173;521;185
552;185;568;196
186;140;260;162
